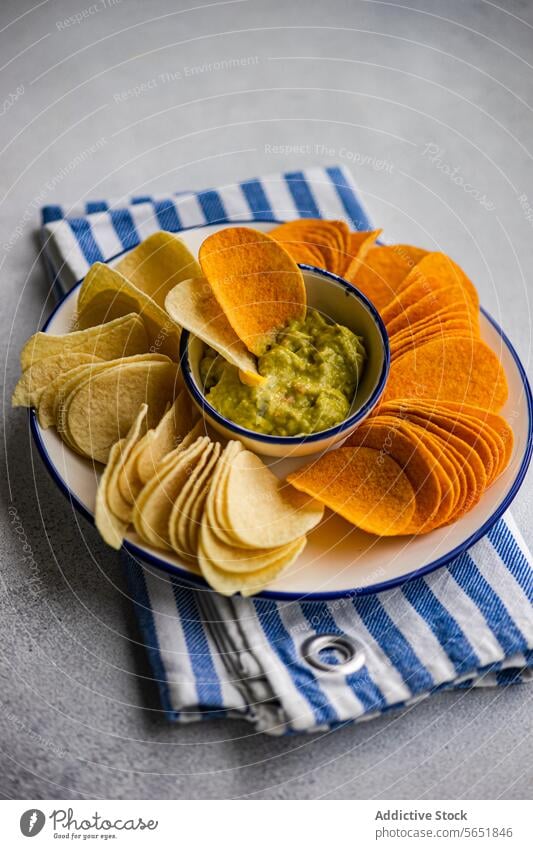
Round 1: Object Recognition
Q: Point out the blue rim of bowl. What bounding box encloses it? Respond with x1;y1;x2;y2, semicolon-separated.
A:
179;263;391;446
29;227;533;601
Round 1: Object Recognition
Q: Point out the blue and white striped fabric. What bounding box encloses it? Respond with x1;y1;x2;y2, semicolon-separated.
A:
40;165;533;734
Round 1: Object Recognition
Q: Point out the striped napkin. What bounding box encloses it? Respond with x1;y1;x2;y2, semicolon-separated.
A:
40;165;533;734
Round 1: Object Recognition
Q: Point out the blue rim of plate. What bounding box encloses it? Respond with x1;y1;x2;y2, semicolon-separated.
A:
30;224;533;601
179;263;390;447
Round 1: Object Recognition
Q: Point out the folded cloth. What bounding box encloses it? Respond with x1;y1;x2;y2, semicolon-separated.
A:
40;165;533;734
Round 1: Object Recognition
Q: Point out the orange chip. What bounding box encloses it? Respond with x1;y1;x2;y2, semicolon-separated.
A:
377;410;468;521
268;221;326;267
395;252;479;309
395;412;487;517
347;245;426;312
365;413;458;527
389;306;479;347
385;295;478;338
388;302;478;342
390;323;477;362
431;401;514;477
382;337;508;411
382;281;478;334
377;398;508;522
398;403;496;484
347;418;442;532
392;244;429;268
270;219;350;275
382;253;479;329
199;226;306;356
342;230;382;280
287;446;416;536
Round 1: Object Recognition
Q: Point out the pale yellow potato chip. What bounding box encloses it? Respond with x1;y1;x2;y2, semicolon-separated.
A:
12;353;102;408
66;358;179;463
38;361;111;428
77;262;181;359
94;437;129;550
39;353;168;430
183;442;221;556
164;277;259;379
223;450;324;548
168;440;220;558
198;536;306;596
199;519;305;574
106;404;149;523
202;441;244;546
20;313;148;371
132;436;209;549
115;232;201;309
117;414;203;508
117;438;147;506
136;390;199;485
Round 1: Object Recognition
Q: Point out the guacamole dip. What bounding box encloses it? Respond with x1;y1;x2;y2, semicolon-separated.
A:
200;310;366;436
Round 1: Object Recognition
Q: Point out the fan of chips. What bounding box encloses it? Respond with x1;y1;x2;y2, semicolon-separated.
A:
289;400;513;536
13;221;515;596
281;223;512;536
96;407;324;596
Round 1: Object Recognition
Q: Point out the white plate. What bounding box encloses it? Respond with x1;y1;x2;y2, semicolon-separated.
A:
31;222;533;600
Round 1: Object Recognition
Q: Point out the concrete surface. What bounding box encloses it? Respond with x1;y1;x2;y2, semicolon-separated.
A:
0;0;531;800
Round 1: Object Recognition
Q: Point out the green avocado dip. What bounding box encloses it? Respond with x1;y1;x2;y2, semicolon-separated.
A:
199;310;366;436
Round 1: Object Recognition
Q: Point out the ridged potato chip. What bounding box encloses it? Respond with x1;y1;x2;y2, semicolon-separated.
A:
168;440;220;558
66;357;179;462
105;404;149;524
223;449;324;548
115;231;201;308
198;536;306;597
20;313;148;372
12;352;102;408
133;436;209;549
77;262;181;358
164;277;260;379
94;437;129;550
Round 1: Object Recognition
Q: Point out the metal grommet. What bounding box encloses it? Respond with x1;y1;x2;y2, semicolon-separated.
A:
301;634;366;675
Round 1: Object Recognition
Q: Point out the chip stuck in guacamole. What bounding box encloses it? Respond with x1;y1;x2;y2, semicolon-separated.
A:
200;309;366;436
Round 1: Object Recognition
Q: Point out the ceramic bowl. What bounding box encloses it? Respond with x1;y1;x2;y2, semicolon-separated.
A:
179;265;390;457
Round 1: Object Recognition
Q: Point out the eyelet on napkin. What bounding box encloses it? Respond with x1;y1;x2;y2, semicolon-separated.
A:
301;634;366;674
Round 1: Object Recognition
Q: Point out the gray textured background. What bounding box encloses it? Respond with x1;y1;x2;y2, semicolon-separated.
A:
1;0;531;800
